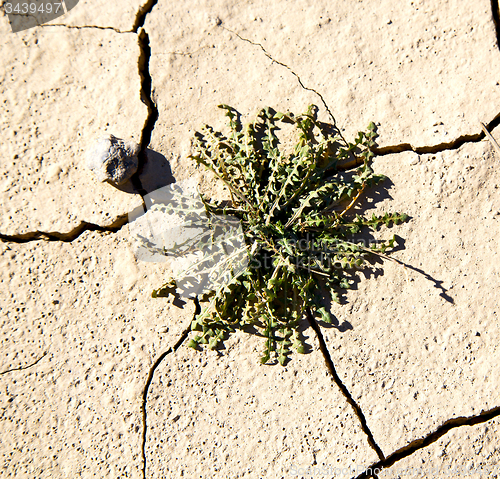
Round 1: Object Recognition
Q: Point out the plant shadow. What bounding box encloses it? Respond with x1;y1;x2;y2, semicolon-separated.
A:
310;171;454;334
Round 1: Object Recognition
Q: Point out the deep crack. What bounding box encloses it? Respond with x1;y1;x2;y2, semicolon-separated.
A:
141;299;199;479
491;0;500;51
133;0;159;33
305;309;385;462
354;405;500;478
334;113;500;171
0;214;129;243
375;112;500;155
0;16;162;243
134;28;160;198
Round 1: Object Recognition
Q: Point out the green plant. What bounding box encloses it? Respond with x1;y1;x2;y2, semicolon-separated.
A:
153;105;408;365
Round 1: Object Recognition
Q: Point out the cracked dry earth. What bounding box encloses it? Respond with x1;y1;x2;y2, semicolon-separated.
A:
2;0;500;478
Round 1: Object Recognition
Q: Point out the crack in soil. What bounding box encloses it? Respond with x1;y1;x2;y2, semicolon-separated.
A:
12;0;160;33
491;0;500;51
305;309;386;462
0;6;162;243
40;24;126;33
222;24;500;158
222;26;341;131
133;0;159;33
0;351;48;375
133;28;160;197
354;405;500;478
133;1;160;194
0;214;129;243
141;299;199;479
374;113;500;156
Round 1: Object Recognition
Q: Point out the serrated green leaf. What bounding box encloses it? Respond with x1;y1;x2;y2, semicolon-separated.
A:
151;104;407;364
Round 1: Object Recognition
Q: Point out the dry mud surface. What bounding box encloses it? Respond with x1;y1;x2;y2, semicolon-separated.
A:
1;0;500;478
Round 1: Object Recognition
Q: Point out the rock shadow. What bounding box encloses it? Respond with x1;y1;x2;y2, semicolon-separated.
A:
116;148;175;195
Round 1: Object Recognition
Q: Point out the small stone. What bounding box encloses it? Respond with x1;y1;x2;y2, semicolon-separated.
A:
86;135;140;186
